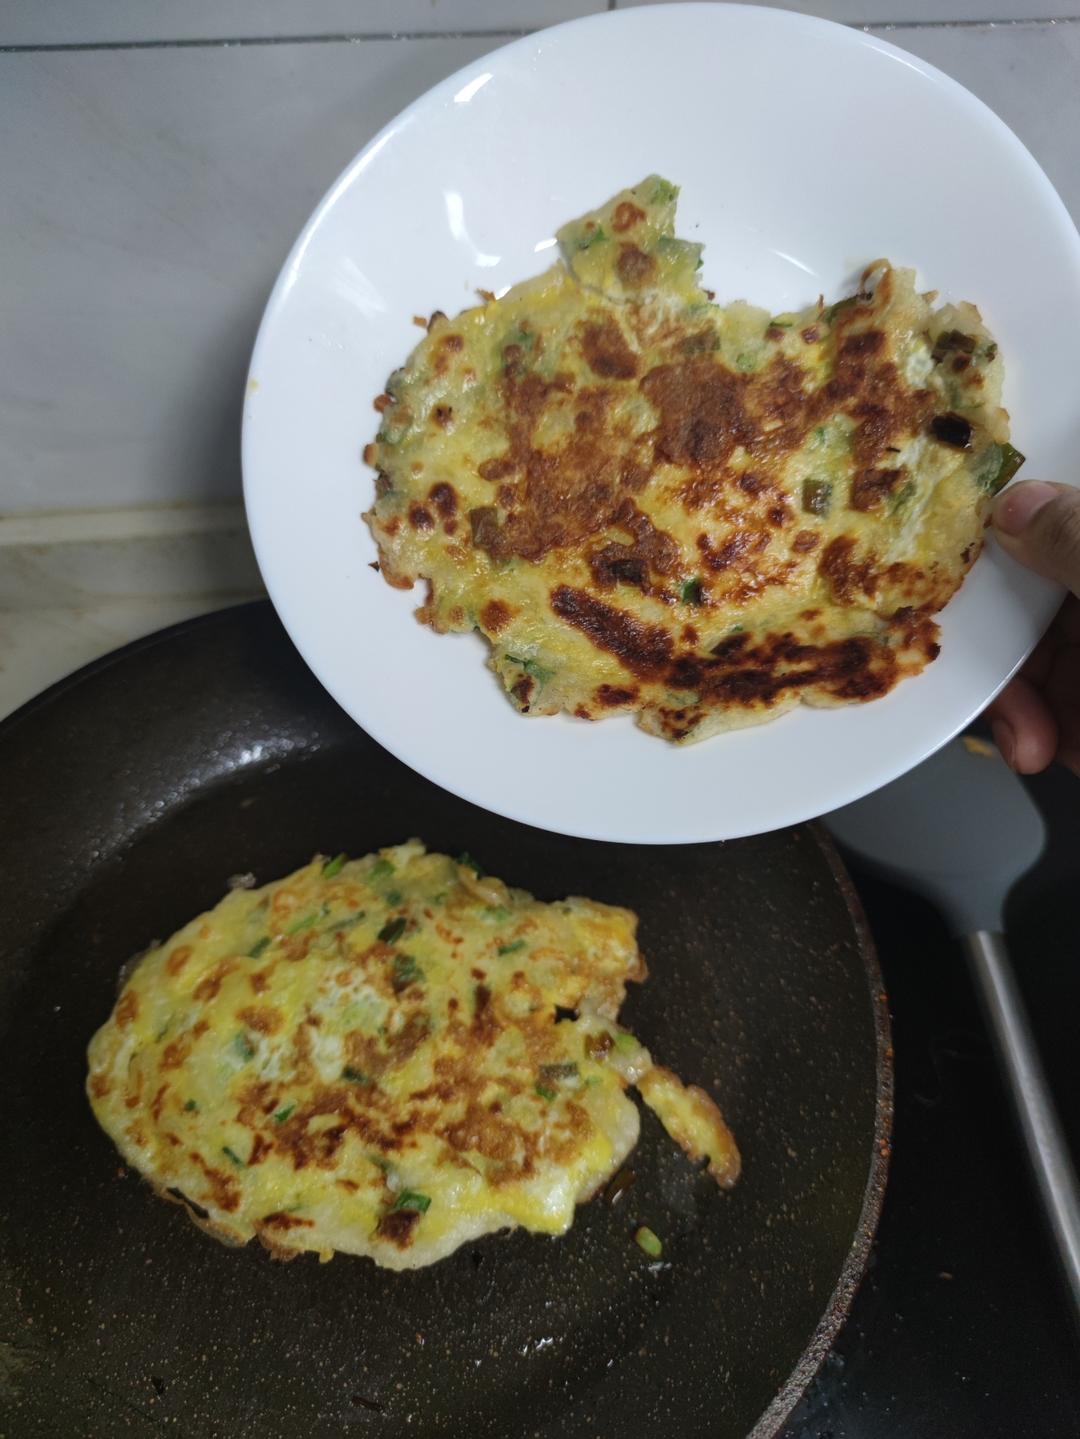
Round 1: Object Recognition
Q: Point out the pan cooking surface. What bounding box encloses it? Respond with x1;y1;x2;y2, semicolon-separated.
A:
0;603;889;1438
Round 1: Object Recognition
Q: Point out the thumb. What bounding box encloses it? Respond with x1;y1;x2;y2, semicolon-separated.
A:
993;480;1080;594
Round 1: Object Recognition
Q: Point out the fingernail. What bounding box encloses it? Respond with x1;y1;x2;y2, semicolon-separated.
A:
991;718;1016;769
993;480;1059;537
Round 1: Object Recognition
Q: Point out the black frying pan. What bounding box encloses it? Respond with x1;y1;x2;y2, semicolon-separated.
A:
0;602;890;1439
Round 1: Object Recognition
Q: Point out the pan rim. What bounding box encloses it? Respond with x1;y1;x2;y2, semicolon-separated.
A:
746;826;893;1439
0;602;893;1437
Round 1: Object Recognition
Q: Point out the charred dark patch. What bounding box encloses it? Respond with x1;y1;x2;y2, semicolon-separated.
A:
642;358;748;468
469;506;500;550
595;684;638;707
478;456;516;482
429;481;457;518
930;413;973;449
580;317;638;380
550;586;673;679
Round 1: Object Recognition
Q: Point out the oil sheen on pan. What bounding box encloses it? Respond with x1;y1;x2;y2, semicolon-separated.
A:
364;176;1022;743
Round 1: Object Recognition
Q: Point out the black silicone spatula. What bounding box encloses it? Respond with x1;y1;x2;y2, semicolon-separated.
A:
826;738;1080;1320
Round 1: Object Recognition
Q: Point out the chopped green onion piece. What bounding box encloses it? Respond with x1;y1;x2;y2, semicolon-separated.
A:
273;1104;295;1124
801;478;832;517
184;1099;198;1113
614;1031;638;1054
635;1226;663;1258
973;442;1025;496
498;939;526;956
378;917;407;944
286;911;319;935
342;1067;373;1085
680;577;704;606
996;443;1026;489
233;1033;256;1063
535;1083;558;1101
889;480;916;516
824;294;861;324
247;936;271;958
393;1189;431;1214
577;225;606;251
768;317;794;329
539;1062;579;1083
392;954;423;990
368;1153;391;1172
505;654;553;683
330;912;365;932
222;1146;246;1168
370;858;395;880
812;425;827;442
735;353;755;373
650;179;677;205
456;852;483;876
321;853;347;878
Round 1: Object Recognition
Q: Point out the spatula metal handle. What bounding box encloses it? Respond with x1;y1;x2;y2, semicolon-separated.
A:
964;931;1080;1321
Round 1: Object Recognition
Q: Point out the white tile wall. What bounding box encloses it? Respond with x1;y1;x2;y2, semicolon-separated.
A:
2;36;499;513
615;1;1080;18
1;1;603;46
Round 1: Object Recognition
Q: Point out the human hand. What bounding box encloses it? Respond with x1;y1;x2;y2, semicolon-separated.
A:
986;481;1080;777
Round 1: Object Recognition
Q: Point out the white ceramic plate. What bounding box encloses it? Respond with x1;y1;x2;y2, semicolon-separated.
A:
243;2;1080;845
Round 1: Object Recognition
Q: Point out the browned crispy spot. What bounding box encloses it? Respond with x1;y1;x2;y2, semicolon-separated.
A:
237;1005;282;1035
595;684;638;707
429;481;457;518
793;530;819;553
259;1211;314;1231
115;990;138;1027
613;201;646;233
190;1151;241;1213
375;1209;419;1247
478;456;515;482
510;674;534;707
480;599;511;634
851;467;903;512
616;244;657;287
89;1073;111;1099
580;317;638;380
194;962;234;1004
818;536;879;603
166;945;192;977
408;503;434;531
373;393;392;413
432;405;452;428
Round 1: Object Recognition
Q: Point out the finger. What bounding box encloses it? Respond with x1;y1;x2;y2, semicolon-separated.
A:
985;674;1059;773
993;481;1080;595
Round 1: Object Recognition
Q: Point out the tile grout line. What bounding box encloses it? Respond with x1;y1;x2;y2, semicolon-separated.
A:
2;16;1079;54
0;28;530;54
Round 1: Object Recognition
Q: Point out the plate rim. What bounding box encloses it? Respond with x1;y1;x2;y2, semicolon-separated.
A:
242;1;1080;845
